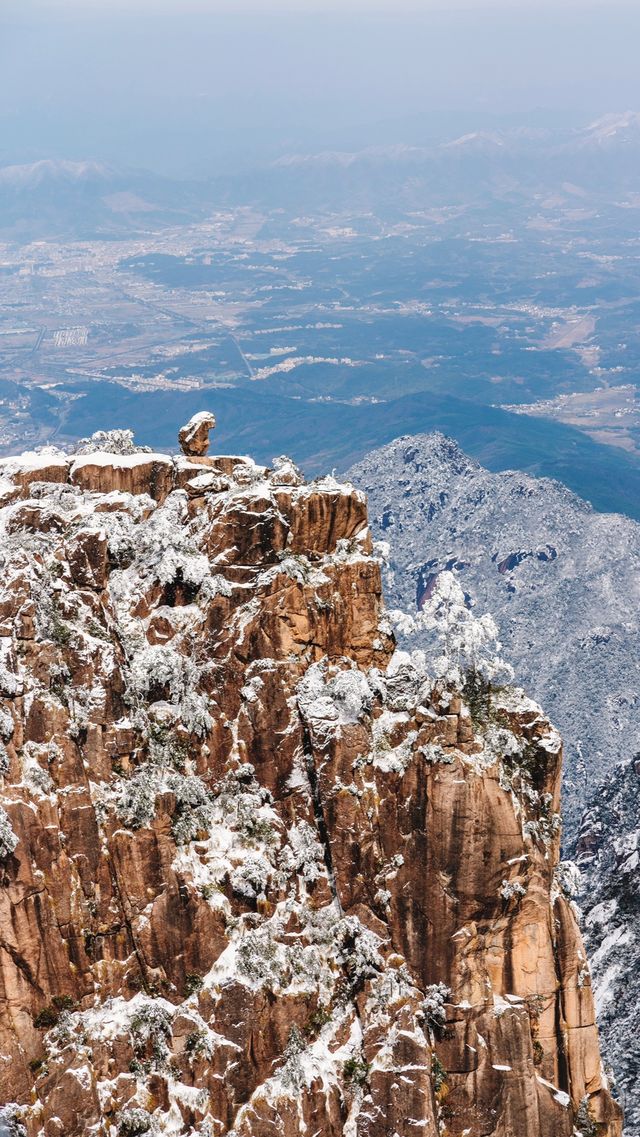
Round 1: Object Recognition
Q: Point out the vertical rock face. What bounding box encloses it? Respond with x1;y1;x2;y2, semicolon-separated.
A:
0;437;622;1137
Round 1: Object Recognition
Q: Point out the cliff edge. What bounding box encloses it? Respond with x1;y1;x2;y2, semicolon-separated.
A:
0;430;622;1136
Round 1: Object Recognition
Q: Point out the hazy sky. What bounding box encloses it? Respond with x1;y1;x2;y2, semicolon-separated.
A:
1;1;639;175
11;0;638;8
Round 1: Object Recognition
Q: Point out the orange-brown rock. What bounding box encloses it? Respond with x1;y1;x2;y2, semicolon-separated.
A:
0;441;622;1137
70;452;175;502
178;411;216;457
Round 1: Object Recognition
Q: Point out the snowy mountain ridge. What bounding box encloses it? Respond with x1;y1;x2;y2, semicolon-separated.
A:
348;431;640;840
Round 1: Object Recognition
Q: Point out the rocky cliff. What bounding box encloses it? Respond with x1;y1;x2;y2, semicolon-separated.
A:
0;430;622;1137
347;432;640;1131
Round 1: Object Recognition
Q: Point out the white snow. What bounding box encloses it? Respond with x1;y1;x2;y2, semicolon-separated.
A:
536;1075;570;1108
71;452;172;472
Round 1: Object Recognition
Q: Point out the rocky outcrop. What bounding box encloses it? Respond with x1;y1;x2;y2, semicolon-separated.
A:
0;430;622;1136
179;412;216;458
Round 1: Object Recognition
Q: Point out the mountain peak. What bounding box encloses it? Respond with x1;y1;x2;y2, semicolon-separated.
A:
0;158;117;188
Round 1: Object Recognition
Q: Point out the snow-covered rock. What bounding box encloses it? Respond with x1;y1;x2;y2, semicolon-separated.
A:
0;433;621;1137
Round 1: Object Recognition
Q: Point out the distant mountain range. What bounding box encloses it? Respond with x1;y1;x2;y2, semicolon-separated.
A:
218;111;640;213
0;159;209;240
273;113;640;166
573;110;640;147
0;159;116;189
4;111;640;241
443;111;640;152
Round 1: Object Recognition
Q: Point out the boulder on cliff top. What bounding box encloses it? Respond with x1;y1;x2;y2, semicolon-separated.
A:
178;411;216;457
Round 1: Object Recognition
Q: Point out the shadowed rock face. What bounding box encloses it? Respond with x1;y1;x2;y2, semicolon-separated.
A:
0;442;622;1137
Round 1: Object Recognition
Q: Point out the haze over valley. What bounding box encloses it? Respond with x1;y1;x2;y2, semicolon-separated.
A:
3;111;640;517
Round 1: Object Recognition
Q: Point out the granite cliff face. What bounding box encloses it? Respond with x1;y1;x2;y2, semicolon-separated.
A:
346;432;640;1131
0;432;621;1137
